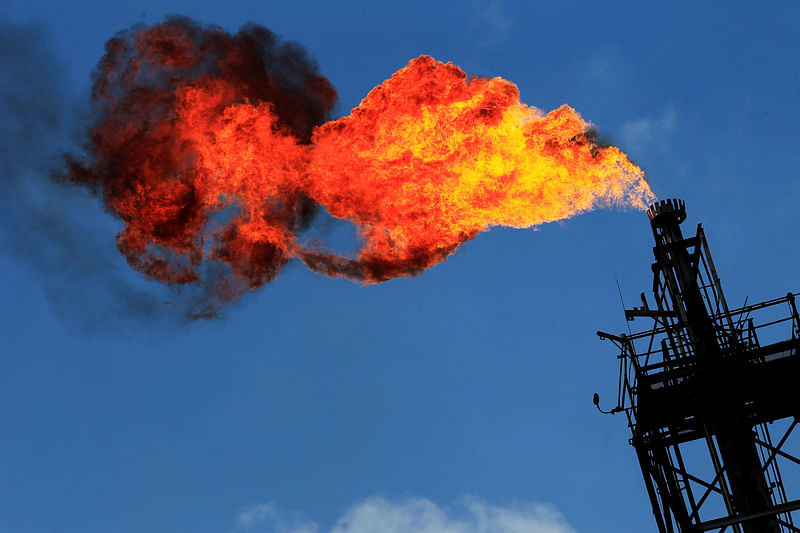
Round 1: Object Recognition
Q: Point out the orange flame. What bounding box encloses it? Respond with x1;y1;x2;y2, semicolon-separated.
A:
305;56;653;281
64;20;653;310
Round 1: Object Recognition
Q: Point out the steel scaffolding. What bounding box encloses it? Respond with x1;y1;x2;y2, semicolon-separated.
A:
597;199;800;533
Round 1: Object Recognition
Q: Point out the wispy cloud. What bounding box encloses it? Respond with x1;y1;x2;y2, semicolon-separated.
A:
582;47;626;86
475;0;513;44
236;503;319;533
235;496;575;533
619;107;677;155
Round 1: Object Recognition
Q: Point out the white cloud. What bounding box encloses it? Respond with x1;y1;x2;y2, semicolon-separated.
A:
237;503;279;527
620;107;677;154
235;496;575;533
236;503;319;533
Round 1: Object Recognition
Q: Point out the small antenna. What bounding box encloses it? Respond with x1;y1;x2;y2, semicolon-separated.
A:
615;272;633;336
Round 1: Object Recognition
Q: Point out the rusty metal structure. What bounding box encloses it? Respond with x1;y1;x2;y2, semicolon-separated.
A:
596;198;800;532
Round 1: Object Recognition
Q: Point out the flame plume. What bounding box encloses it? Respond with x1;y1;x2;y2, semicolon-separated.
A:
304;56;653;281
63;18;653;310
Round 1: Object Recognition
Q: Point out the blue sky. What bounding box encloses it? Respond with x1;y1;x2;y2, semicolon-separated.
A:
1;2;799;532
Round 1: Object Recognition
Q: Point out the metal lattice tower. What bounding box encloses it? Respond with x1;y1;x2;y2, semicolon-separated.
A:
596;199;800;532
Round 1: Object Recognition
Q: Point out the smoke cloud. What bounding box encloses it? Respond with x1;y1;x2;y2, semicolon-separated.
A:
60;17;337;317
0;21;212;329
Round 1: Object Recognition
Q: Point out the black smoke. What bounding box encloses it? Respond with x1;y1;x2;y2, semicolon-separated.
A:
0;21;218;330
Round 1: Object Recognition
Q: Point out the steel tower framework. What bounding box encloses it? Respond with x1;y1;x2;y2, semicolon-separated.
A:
597;199;800;532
